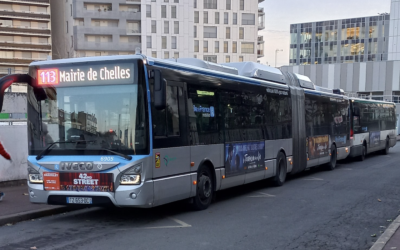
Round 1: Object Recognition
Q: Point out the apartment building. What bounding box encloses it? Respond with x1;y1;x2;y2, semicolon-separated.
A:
0;0;51;77
289;14;390;65
51;0;265;63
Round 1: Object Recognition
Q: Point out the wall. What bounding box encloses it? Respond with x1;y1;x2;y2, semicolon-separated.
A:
0;126;28;182
389;0;400;60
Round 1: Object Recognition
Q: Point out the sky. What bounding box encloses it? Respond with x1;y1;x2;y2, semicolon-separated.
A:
259;0;392;67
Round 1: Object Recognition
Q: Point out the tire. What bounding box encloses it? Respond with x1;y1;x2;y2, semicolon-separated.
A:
272;152;287;186
358;144;366;161
381;138;390;155
191;165;213;211
325;144;337;171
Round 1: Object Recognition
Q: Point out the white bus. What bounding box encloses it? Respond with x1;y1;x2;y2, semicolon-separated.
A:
0;55;395;210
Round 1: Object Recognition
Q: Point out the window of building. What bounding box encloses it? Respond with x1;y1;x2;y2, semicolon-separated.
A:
194;0;197;8
152;51;157;57
162;36;167;49
164;0;169;2
204;26;217;38
241;42;254;54
161;5;166;18
147;36;152;48
215;41;219;53
194;40;199;52
164;51;169;59
226;27;230;39
225;56;230;63
232;41;237;53
242;13;255;25
146;5;151;17
66;21;68;33
204;11;208;24
94;21;100;26
194;11;199;23
171;6;177;18
215;12;220;24
151;20;156;33
224;41;228;53
233;13;237;25
164;21;169;34
224;12;228;24
171;36;177;49
174;0;179;2
194;25;197;38
239;56;244;62
204;0;217;9
174;21;179;34
240;0;244;10
204;40;208;52
203;55;217;63
174;52;179;58
239;27;244;39
226;0;231;10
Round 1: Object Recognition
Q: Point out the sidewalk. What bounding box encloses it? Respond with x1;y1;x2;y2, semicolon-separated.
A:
0;182;75;226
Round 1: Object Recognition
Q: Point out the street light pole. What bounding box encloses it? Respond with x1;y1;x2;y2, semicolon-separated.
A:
275;49;283;67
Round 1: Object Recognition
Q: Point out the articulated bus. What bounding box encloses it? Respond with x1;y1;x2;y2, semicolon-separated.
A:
0;55;396;210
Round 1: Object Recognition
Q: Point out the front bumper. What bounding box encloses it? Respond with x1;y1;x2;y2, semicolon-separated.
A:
28;180;154;208
349;144;363;158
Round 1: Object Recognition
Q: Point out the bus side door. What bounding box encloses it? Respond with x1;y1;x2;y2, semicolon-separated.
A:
152;81;191;206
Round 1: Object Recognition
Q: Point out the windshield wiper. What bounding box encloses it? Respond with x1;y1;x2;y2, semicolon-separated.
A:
36;140;95;160
100;148;132;161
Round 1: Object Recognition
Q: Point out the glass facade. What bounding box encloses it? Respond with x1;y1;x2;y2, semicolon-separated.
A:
290;14;390;65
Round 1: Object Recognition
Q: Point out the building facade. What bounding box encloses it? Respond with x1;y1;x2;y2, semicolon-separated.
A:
389;0;400;60
0;0;51;77
51;0;265;63
289;14;390;66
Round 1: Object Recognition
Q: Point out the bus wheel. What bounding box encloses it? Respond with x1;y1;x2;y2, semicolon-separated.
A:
192;165;213;210
272;152;287;186
325;144;337;171
358;144;366;161
381;138;390;155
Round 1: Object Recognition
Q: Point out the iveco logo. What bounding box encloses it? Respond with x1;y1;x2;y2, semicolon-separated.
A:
60;162;94;171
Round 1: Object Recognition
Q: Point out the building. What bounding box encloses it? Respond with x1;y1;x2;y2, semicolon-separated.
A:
389;0;400;60
289;14;390;65
51;0;265;63
0;0;51;77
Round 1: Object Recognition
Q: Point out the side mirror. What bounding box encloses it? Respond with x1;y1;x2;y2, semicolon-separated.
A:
353;107;360;116
153;70;166;110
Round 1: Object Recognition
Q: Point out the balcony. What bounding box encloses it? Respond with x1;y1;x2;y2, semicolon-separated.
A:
0;44;51;52
0;24;50;34
257;36;264;44
0;56;46;64
75;41;141;52
0;0;49;6
74;8;141;20
258;0;265;3
258;8;265;30
0;11;50;21
125;0;140;3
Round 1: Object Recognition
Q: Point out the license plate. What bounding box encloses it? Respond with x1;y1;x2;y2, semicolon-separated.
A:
66;197;92;204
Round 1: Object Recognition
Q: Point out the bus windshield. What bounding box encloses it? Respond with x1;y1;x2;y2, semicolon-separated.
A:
27;83;148;156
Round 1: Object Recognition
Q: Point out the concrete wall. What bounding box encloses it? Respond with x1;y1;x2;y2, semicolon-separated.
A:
0;126;28;182
0;92;28;182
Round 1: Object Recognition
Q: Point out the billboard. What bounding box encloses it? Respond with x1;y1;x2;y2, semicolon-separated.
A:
224;141;265;177
369;131;380;148
308;135;329;159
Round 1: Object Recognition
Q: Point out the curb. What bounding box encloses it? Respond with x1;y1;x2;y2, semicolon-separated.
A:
370;214;400;250
0;206;81;226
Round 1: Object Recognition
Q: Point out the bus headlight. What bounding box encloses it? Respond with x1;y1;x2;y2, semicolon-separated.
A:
120;175;140;185
28;167;43;184
120;163;142;185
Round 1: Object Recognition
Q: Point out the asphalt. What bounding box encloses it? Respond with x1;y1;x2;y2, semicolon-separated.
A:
0;137;399;250
0;183;78;226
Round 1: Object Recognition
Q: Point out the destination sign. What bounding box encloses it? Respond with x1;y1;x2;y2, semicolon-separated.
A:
37;61;135;87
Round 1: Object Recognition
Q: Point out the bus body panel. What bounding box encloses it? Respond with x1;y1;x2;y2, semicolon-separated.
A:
265;138;293;164
336;146;350;160
153;173;193;207
189;144;224;173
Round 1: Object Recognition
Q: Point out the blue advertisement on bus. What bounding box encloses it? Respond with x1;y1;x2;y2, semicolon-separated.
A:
369;131;380;148
224;141;265;177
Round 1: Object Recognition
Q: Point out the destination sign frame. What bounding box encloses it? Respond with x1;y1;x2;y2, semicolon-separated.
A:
35;60;136;87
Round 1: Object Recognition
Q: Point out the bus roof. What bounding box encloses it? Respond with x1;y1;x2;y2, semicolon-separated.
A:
350;97;396;105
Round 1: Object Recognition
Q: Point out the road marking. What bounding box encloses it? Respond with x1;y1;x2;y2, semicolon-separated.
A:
143;217;192;229
303;177;324;181
248;192;276;198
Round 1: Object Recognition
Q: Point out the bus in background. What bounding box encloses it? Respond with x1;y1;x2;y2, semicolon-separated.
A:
0;54;374;210
349;98;397;161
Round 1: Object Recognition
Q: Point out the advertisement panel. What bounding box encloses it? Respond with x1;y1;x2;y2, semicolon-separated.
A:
369;131;380;148
334;135;347;147
308;135;329;159
224;141;265;177
44;173;114;192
